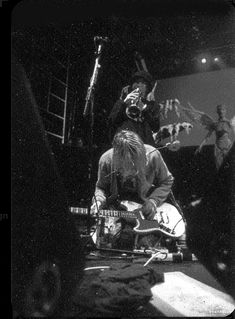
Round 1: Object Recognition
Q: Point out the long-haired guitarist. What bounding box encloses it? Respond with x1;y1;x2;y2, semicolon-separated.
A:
90;130;178;248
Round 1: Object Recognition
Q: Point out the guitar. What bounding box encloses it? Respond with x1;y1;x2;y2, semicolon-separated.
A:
70;201;185;238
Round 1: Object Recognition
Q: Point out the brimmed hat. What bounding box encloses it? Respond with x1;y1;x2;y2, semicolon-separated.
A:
131;70;154;91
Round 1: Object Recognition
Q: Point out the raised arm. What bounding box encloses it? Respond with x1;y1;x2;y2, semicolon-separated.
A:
145;80;161;132
108;85;140;127
108;99;127;127
195;128;214;154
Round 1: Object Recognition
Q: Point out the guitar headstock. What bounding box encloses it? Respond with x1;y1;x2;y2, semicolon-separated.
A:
69;207;88;215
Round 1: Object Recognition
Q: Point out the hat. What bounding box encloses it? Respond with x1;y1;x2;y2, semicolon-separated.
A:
131;70;153;84
131;70;154;91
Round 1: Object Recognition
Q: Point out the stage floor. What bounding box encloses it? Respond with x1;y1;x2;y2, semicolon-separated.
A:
85;256;222;290
66;251;235;318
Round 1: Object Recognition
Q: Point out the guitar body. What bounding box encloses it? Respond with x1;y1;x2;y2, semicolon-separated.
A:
120;201;185;238
70;200;186;239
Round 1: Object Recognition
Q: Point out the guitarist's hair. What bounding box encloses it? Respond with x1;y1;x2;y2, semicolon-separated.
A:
112;130;151;200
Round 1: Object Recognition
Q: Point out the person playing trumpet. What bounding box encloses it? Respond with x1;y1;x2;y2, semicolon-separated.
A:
108;70;160;146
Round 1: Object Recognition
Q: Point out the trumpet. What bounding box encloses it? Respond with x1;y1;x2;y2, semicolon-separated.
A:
125;88;147;121
127;88;146;111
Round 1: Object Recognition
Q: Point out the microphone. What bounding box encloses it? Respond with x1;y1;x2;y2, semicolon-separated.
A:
94;36;110;43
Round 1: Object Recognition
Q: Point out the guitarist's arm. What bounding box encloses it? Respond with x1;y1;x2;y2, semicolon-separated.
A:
143;149;174;220
108;86;130;128
90;151;113;215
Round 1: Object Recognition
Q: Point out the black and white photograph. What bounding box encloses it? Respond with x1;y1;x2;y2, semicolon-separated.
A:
11;0;235;317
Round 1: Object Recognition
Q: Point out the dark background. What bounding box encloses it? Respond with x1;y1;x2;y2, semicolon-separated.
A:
11;0;235;206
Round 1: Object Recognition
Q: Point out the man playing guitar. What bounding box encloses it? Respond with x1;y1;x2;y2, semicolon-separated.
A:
90;130;185;249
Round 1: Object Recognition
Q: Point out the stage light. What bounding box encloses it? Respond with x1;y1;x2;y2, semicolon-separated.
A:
194;53;212;71
214;57;219;62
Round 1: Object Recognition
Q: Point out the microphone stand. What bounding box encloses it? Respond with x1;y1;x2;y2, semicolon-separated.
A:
83;41;105;235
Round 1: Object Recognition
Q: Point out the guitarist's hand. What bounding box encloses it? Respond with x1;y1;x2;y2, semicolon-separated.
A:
90;200;102;216
141;199;157;220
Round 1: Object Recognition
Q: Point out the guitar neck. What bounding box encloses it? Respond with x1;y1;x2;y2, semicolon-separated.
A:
99;209;137;219
70;207;137;219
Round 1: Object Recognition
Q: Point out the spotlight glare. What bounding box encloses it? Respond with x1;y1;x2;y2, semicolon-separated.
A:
201;58;207;64
214;57;219;62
